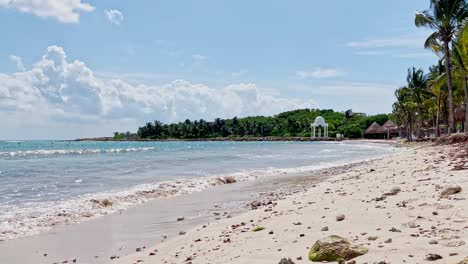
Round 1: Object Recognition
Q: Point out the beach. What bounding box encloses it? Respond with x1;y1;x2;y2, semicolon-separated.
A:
0;141;466;263
115;142;468;264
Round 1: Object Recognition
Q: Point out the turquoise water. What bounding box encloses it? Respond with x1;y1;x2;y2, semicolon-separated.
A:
0;140;394;239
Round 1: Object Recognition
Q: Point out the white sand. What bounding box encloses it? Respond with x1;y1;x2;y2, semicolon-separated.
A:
118;143;468;264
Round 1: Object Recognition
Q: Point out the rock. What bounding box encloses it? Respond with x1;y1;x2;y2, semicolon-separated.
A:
336;214;345;222
384;238;392;243
90;199;113;207
367;236;378;241
308;235;368;261
457;258;468;264
177;217;185;222
429;240;438;245
179;231;186;235
425;254;443;261
384;187;401;196
321;226;329;231
440;186;462;198
219;176;237;184
278;258;295;264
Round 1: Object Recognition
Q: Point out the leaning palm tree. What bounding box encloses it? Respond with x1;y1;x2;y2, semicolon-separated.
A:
415;0;468;133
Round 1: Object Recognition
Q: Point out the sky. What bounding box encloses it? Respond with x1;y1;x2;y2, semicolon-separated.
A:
0;0;438;139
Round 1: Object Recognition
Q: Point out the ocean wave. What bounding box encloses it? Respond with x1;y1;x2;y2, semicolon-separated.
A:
0;147;155;157
0;146;402;241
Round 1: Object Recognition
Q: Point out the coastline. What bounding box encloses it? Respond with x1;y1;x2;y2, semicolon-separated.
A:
0;143;396;264
116;142;468;264
73;136;344;142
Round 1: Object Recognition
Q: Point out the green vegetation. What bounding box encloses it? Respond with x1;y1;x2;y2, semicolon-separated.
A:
252;226;266;232
393;0;468;139
136;109;392;139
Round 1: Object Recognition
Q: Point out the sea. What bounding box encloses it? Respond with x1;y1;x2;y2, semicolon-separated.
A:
0;140;396;240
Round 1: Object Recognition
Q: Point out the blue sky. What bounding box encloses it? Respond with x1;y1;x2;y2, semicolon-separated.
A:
0;0;437;139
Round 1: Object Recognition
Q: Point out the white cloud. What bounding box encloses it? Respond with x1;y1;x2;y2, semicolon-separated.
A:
192;54;207;66
9;55;25;71
347;36;424;49
0;0;95;23
312;82;395;96
231;69;248;77
296;68;344;79
104;9;124;25
354;51;386;56
0;46;315;139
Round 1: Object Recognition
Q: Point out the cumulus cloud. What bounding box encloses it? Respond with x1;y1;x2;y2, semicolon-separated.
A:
0;46;315;139
104;9;123;25
0;0;95;23
296;68;344;79
9;55;25;71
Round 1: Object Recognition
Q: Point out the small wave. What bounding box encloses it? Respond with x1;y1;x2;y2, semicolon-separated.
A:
0;147;155;157
0;143;402;240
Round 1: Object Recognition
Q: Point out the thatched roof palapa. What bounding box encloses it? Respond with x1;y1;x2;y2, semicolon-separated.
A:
365;122;382;134
380;120;399;133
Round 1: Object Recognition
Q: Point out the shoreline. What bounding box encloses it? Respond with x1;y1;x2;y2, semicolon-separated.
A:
117;142;467;264
0;144;397;264
0;141;395;242
73;136;345;142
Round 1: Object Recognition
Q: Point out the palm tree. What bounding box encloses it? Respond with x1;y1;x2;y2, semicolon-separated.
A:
453;20;468;132
415;0;468;133
393;87;416;141
406;67;431;137
428;61;447;136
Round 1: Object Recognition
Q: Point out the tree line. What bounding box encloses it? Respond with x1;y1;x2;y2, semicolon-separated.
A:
393;0;468;140
134;109;391;139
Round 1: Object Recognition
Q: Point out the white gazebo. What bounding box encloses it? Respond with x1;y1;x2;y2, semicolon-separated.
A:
311;116;329;138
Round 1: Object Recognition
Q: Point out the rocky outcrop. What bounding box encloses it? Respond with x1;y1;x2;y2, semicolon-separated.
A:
308;235;368;262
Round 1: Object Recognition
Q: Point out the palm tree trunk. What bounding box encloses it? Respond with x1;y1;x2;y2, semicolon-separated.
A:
443;40;455;133
436;94;441;137
418;104;423;138
465;78;468;133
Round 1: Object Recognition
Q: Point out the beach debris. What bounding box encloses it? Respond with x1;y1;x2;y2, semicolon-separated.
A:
336;214;345;222
440;186;462;198
425;254;443;261
384;186;401;196
458;257;468;264
278;258;295;264
218;176;237;184
90;198;113;207
308;235;368;261
321;226;329;231
252;226;265;232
